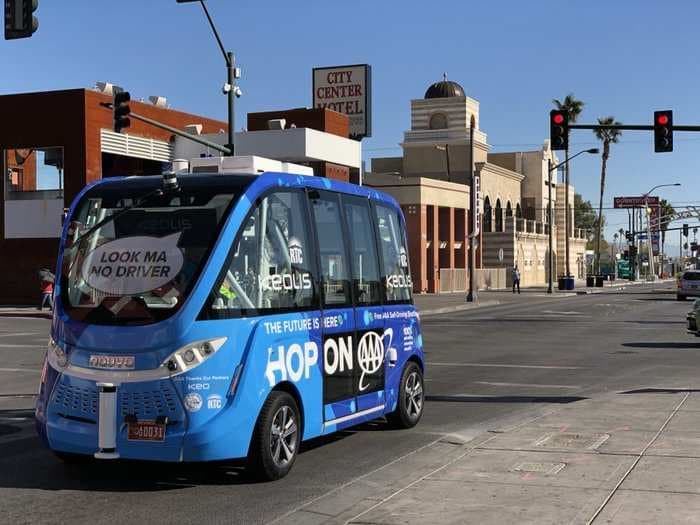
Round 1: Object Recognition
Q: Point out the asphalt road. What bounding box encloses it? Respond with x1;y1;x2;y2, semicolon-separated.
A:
0;283;697;524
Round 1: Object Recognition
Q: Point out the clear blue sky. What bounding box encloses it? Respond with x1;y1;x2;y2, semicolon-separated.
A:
3;0;700;246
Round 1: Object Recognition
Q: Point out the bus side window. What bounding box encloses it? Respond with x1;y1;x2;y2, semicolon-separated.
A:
310;192;352;308
375;204;412;303
342;197;382;305
208;190;318;316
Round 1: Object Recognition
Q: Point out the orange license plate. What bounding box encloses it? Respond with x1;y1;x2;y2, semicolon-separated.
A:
127;421;165;442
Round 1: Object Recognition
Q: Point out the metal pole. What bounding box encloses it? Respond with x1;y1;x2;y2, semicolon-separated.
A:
547;158;553;293
226;51;235;155
198;0;235;156
467;117;477;302
564;145;570;279
129;111;231;154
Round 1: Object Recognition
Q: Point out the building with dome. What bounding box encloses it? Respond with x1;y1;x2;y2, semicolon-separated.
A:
367;77;588;293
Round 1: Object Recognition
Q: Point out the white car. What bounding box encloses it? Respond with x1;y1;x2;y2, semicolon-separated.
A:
678;270;700;301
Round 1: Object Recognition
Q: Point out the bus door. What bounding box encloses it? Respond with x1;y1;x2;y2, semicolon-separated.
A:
342;196;386;415
309;190;358;424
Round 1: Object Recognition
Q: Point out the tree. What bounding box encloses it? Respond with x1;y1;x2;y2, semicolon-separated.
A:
593;116;622;274
659;198;675;254
574;193;598;236
553;94;585;277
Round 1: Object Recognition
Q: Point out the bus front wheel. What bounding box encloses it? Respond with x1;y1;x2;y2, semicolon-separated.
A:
249;391;301;481
387;362;424;429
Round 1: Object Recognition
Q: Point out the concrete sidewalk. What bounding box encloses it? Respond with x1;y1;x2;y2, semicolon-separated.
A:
281;387;700;524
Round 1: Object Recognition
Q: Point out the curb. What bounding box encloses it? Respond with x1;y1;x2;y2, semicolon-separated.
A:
0;311;52;320
418;300;500;317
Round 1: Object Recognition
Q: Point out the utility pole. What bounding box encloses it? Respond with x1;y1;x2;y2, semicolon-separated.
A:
547;158;554;293
467;116;478;302
178;0;240;155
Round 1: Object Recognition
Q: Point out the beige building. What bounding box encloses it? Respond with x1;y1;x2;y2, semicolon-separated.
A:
367;78;587;292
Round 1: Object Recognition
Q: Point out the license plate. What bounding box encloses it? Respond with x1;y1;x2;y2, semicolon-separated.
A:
127;421;165;442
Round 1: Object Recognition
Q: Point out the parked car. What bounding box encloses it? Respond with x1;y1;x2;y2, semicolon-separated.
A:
677;270;700;301
687;299;700;336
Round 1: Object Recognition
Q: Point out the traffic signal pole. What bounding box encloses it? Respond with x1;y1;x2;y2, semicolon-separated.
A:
197;0;236;156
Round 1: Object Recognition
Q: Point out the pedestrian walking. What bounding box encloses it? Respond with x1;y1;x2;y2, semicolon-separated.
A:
512;265;521;294
38;269;54;311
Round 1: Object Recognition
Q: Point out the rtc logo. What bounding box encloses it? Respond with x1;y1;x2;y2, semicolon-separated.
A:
207;394;223;410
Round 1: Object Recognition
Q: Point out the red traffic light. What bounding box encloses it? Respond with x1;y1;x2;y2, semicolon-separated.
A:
657;114;669;126
553;113;564;124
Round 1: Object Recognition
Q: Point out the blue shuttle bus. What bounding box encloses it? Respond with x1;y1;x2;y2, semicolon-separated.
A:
35;170;425;480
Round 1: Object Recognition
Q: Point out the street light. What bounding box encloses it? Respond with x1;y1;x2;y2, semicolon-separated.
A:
435;145;451;182
546;148;599;293
642;182;681;280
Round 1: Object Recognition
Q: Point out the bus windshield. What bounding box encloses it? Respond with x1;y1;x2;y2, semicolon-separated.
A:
60;175;250;325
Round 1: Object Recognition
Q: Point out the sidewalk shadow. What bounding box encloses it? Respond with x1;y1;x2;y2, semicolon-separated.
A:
426;394;586;404
622;342;700;349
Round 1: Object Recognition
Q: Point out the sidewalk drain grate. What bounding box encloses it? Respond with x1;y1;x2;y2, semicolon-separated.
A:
512;462;566;475
534;432;610;450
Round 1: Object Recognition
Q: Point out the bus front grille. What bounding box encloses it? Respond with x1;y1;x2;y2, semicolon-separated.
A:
53;383;99;416
119;383;180;419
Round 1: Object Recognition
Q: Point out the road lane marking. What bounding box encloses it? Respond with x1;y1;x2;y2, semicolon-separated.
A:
0;332;43;338
0;344;43;348
541;310;585;315
428;362;582;370
0;368;41;373
475;381;581;389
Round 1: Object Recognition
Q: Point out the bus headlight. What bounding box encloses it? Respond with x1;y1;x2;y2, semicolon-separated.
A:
48;337;67;369
162;337;227;374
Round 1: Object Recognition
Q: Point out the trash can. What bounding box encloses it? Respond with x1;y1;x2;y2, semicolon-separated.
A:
595;275;605;287
558;277;566;290
586;275;595;287
565;276;575;290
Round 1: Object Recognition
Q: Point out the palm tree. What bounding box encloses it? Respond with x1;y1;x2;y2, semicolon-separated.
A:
553;94;584;277
659;198;675;255
593;117;622;274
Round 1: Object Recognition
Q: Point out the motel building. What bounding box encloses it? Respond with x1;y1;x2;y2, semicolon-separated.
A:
0;86;360;304
367;78;588;294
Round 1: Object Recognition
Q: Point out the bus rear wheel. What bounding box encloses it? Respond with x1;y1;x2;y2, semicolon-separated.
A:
387;362;424;429
249;391;301;481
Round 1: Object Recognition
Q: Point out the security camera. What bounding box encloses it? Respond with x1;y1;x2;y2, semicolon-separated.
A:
222;83;232;94
233;86;242;98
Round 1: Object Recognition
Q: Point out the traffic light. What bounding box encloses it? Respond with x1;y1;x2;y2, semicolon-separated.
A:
4;0;38;39
629;245;638;258
625;231;632;242
653;110;673;153
683;223;689;237
113;91;131;134
550;110;568;151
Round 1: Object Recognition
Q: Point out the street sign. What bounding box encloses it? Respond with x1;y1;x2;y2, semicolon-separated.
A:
613;196;660;208
313;64;372;139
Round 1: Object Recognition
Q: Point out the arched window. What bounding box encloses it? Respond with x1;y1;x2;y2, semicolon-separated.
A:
483;196;492;233
429;113;448;130
515;203;522;219
495;199;503;232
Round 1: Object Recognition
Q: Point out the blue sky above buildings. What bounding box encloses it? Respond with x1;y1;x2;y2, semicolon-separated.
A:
2;0;700;244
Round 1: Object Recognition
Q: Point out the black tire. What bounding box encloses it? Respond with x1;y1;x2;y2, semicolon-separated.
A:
678;295;686;301
248;391;301;481
386;362;424;429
